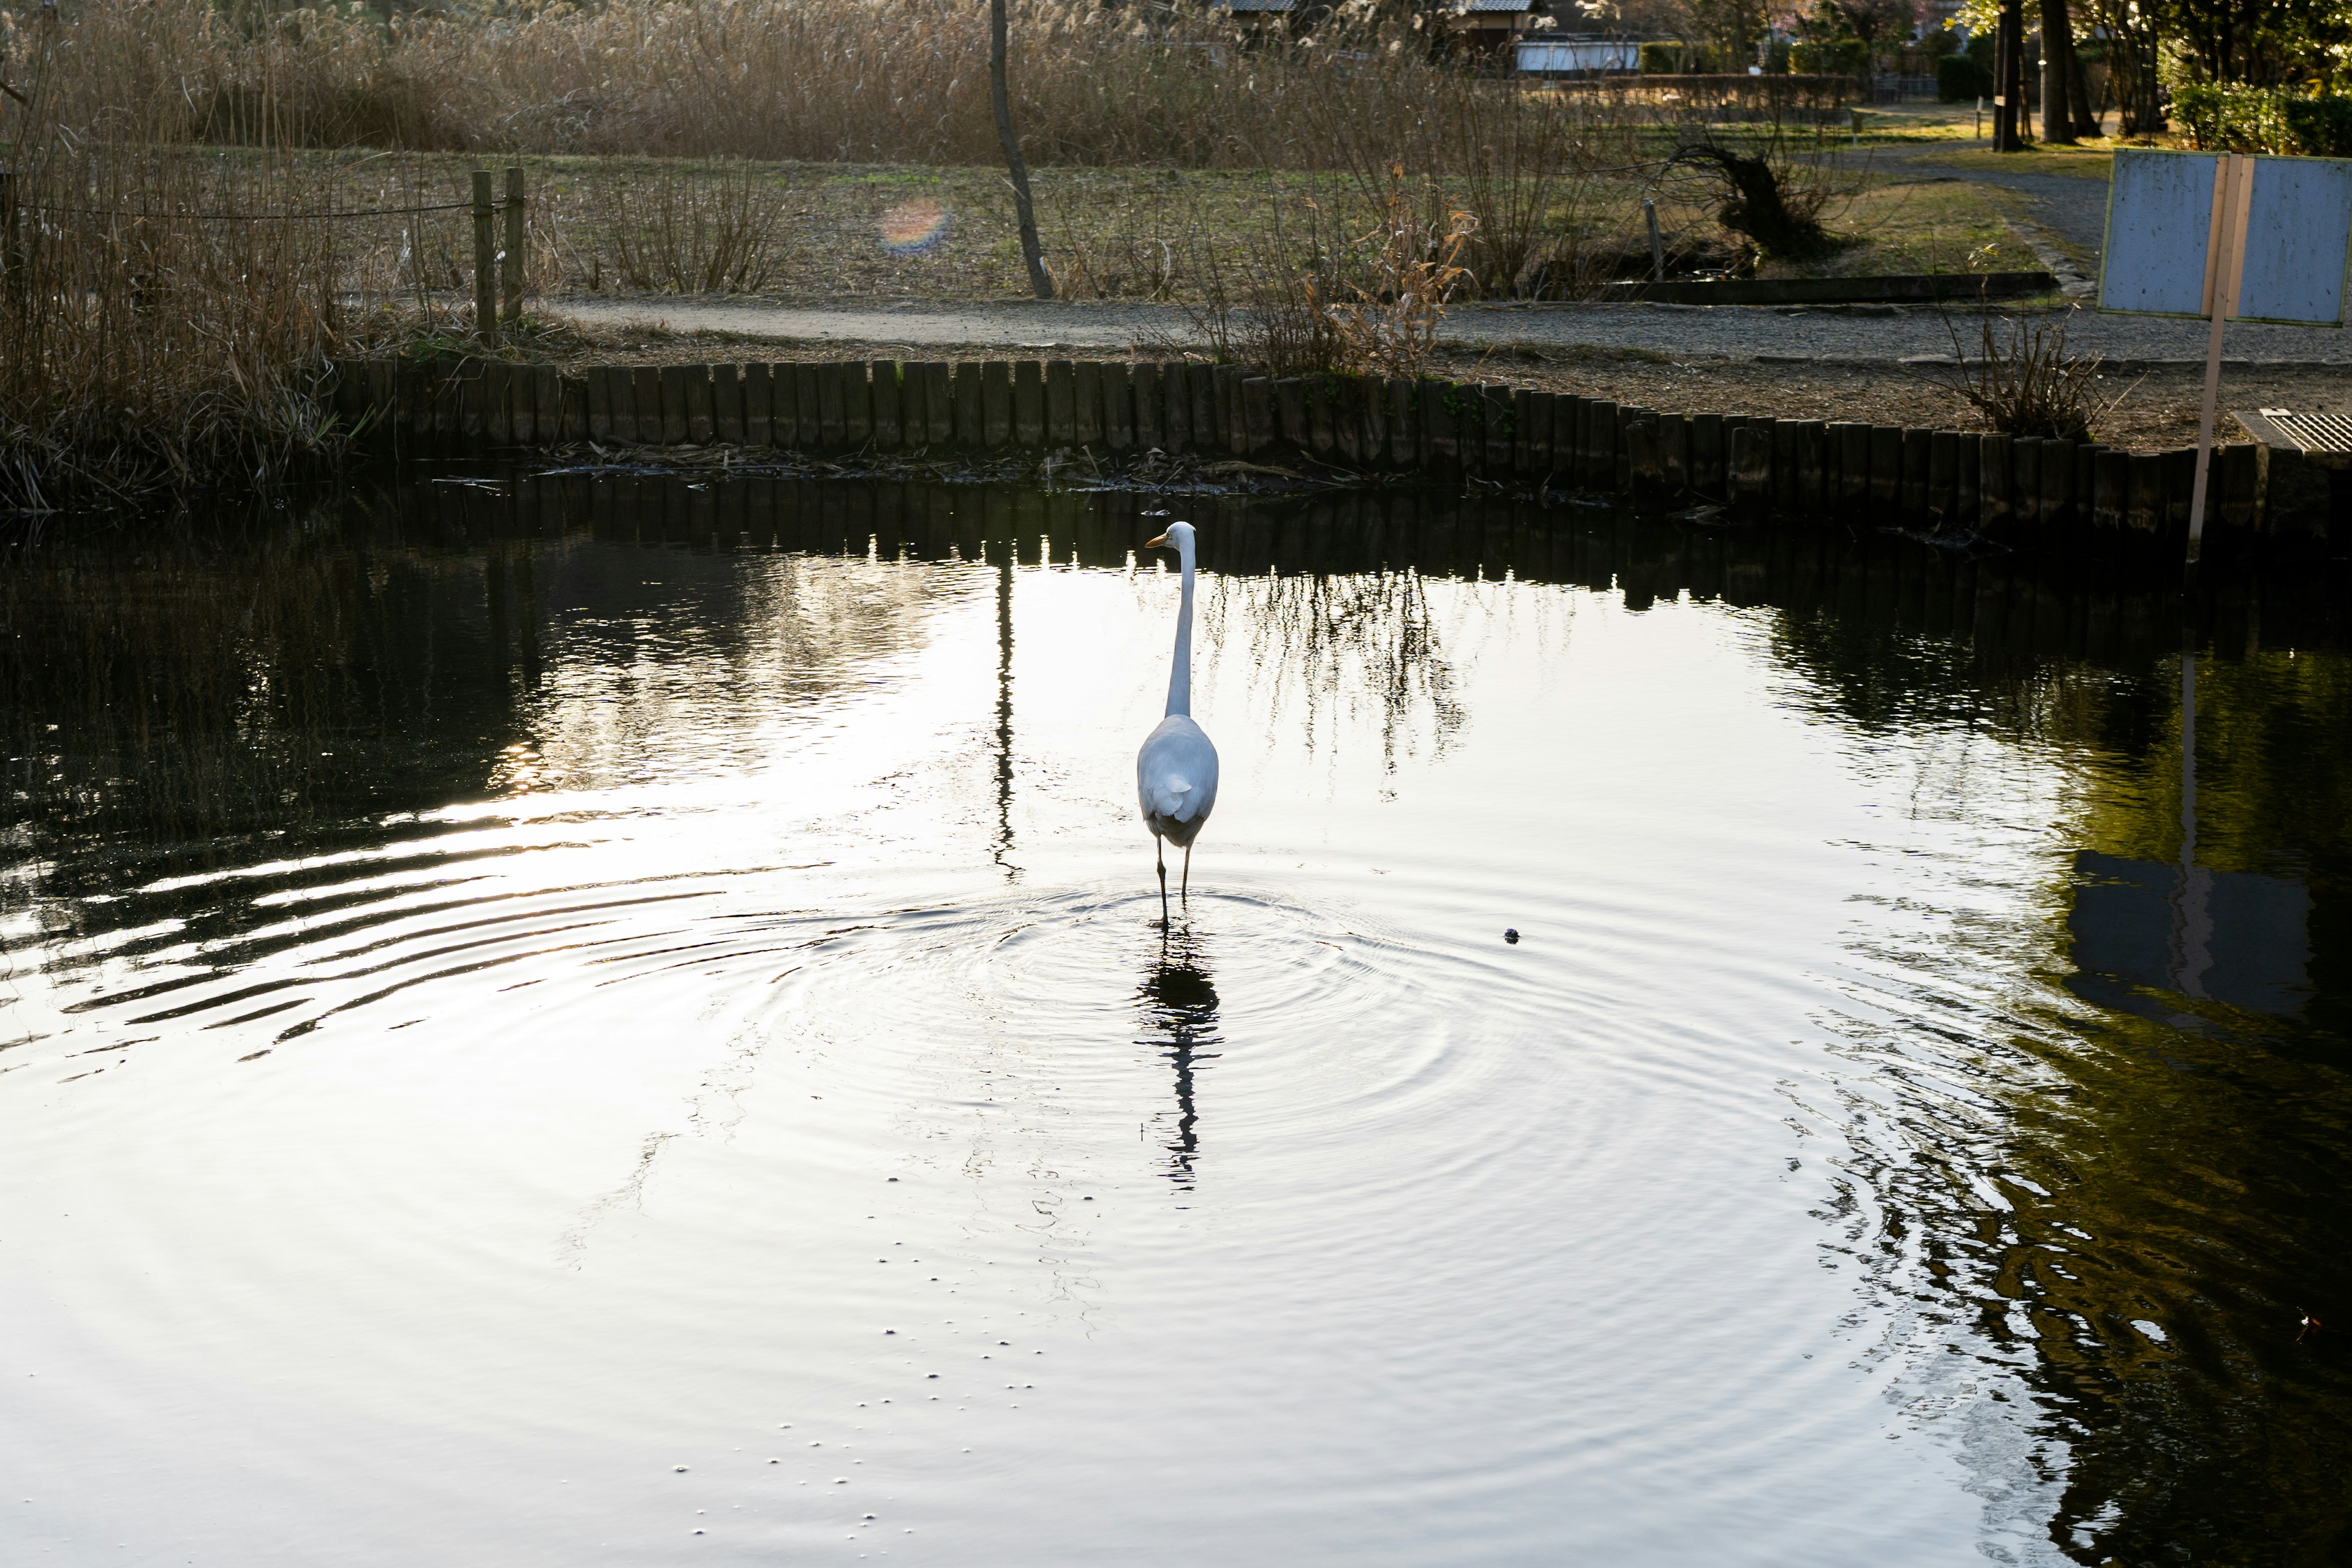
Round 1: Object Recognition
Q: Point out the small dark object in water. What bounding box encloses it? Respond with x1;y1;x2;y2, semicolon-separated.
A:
1504;928;1520;944
888;1176;899;1182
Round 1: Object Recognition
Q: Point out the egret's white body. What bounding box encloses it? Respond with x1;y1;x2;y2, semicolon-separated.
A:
1137;522;1218;911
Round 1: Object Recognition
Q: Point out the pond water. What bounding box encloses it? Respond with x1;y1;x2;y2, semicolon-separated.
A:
2;473;2347;1566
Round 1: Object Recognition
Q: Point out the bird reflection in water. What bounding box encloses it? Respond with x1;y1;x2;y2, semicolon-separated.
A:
1134;925;1221;1189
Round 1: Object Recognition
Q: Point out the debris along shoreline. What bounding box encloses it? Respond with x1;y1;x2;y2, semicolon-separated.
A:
332;353;2312;556
522;441;1369;497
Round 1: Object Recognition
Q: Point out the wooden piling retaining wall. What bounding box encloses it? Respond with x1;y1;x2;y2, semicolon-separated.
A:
327;356;2287;546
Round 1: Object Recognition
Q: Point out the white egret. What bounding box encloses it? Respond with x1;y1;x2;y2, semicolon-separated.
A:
1136;521;1218;918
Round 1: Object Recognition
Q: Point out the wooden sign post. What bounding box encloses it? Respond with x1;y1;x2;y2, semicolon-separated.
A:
2186;153;2252;564
2100;148;2352;564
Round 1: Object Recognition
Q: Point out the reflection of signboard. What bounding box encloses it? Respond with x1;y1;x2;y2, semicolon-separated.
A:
2070;851;2310;1016
2098;149;2352;559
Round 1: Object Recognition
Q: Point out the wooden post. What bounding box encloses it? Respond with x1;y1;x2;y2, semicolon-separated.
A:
743;364;773;445
1833;422;1869;518
1793;421;1826;512
556;370;588;442
916;362;954;447
2162;447;2195;534
1013;361;1044;448
1072;362;1102;447
794;363;823;447
1275;378;1310;449
1729;423;1772;514
662;364;695;444
1046;361;1076;446
1900;428;1931;522
1482;383;1512;473
2125;451;2163;531
1298;375;1332;459
1980;433;2013;530
1627;417;1665;501
1133;363;1164;453
870;361;903;449
1189;365;1219;456
2187;153;2254;564
1355;375;1384;467
1521;391;1555;480
1241;377;1275;454
1162;363;1191;454
1688;412;1722;499
1422;382;1458;470
1077;361;1110;450
1615;405;1648;492
2094;447;2127;529
472;171;499;346
815;363;847;447
1455;385;1485;478
2011;437;2041;526
586;367;616;443
1871;426;1902;518
1385;379;1417;467
502;167;526;328
2041;436;2075;526
715;364;747;445
2218;442;2260;529
843;363;873;447
1656;413;1687;496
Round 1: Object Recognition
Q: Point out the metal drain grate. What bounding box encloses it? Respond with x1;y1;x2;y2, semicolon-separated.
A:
2259;410;2352;455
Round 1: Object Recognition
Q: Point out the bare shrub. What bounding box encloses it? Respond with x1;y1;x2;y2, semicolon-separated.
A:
1178;173;1469;379
1940;307;2106;442
578;164;790;294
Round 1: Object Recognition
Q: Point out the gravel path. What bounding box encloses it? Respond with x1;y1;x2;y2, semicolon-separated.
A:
552;294;2352;366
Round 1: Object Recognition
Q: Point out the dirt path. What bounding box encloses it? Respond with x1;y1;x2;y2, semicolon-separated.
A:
548;293;2351;367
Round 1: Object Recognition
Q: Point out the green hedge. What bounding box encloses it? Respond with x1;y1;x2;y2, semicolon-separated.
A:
1937;55;1992;101
2174;82;2352;155
1790;39;1868;76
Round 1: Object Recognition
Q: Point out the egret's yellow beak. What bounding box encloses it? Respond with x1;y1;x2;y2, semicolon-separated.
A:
1144;533;1169;549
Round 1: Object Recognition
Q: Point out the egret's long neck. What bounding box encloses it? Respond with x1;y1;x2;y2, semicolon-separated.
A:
1165;543;1195;718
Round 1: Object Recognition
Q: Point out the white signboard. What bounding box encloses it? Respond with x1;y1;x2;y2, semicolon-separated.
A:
2101;148;2352;326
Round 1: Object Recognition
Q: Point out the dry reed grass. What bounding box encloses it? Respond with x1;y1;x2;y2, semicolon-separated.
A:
0;40;353;512
5;0;1700;291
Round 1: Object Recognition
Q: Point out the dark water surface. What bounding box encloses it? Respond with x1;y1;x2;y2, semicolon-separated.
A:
3;472;2348;1566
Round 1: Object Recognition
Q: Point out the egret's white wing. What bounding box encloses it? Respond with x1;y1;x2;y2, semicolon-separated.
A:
1137;715;1219;825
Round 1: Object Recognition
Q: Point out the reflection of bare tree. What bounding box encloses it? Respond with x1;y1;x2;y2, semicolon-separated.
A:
1197;568;1468;774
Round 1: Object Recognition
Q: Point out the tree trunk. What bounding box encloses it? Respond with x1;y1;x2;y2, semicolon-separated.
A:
1993;0;2023;151
2038;0;2076;143
2067;31;2098;137
990;0;1054;302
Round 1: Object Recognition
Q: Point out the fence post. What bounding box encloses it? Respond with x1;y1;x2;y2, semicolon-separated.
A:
502;166;526;329
471;170;498;347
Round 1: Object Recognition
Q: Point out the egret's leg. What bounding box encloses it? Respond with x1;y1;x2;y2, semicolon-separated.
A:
1156;839;1168;924
1182;843;1193;903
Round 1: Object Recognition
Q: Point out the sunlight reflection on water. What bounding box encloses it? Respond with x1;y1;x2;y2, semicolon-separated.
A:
1;475;2348;1566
